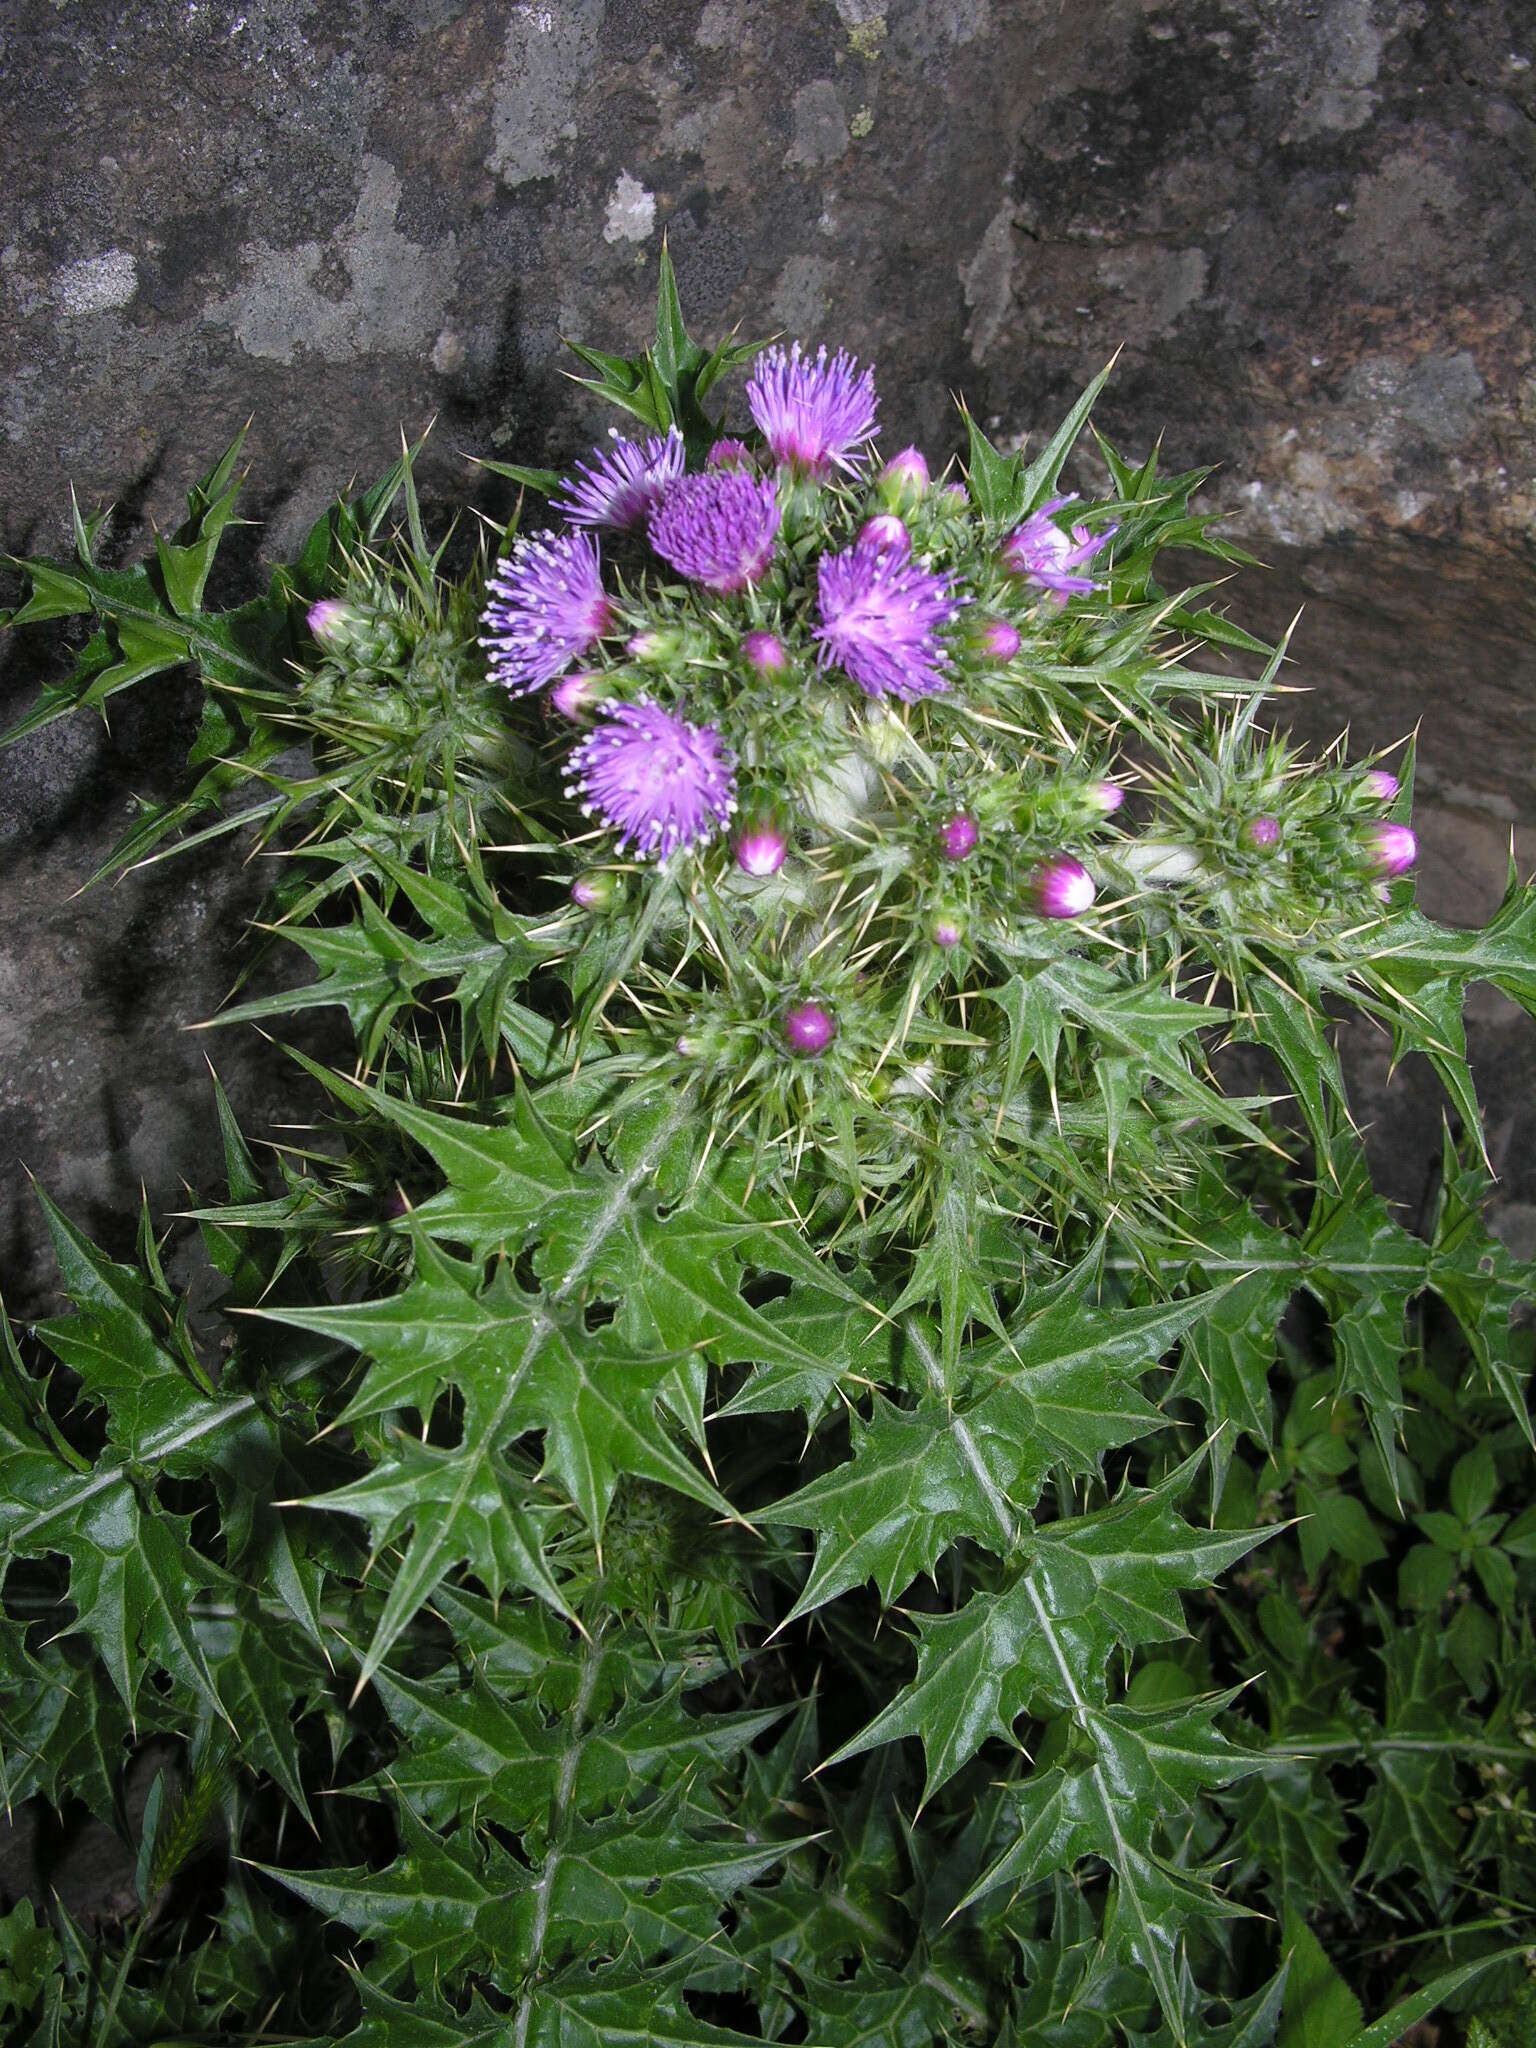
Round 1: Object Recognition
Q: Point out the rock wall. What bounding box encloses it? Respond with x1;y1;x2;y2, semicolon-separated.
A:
2;0;1533;1304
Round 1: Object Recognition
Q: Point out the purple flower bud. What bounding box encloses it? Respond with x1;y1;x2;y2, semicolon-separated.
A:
741;629;788;675
939;812;979;861
551;669;607;719
1086;780;1125;815
972;616;1021;661
930;910;965;949
571;872;618;909
877;446;930;511
857;513;912;561
783;1000;837;1057
1363;821;1417;877
708;437;753;470
307;597;350;645
1028;855;1097;919
1364;769;1400;803
383;1188;411;1221
940;482;969;509
732;809;789;877
626;627;681;663
1242;814;1281;850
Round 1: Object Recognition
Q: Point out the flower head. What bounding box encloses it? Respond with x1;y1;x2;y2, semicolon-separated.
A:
567;700;736;860
1001;496;1116;598
648;470;782;593
782;1000;837;1056
1363;821;1417;877
1028;855;1097;919
482;530;612;695
1363;769;1401;803
1242;814;1281;850
551;426;685;529
1086;780;1125;815
307;598;349;645
930;910;965;949
938;812;979;861
746;342;879;479
708;437;754;470
813;540;962;702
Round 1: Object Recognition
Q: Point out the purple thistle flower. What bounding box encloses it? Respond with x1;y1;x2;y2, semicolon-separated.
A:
857;513;912;561
939;812;979;861
708;437;754;470
567;700;736;861
813;540;962;702
1242;814;1281;850
482;530;613;695
1363;821;1417;877
746;342;879;479
1001;496;1116;598
741;629;788;675
550;426;685;530
1364;769;1401;803
782;1000;837;1056
1028;855;1097;919
648;470;782;594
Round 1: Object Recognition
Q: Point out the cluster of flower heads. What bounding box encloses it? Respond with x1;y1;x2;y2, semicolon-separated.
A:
478;340;1126;875
475;340;1416;1061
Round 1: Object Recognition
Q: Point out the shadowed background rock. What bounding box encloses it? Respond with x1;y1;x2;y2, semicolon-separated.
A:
2;0;1533;1311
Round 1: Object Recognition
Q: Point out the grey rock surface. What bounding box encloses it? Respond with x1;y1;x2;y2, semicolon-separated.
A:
2;0;1533;1307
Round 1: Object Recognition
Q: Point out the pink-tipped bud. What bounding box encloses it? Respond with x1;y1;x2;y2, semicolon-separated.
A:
877;446;930;513
964;614;1021;661
732;808;789;877
1363;821;1417;877
783;1000;837;1057
939;812;979;861
551;669;607;719
626;627;682;664
307;597;349;645
571;872;619;910
940;482;969;509
1363;769;1400;803
708;438;754;470
1086;780;1125;815
930;910;965;949
857;513;912;561
1242;814;1281;850
1029;855;1097;919
741;629;788;675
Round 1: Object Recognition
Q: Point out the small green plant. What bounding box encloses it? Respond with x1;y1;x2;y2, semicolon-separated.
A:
1;254;1532;2046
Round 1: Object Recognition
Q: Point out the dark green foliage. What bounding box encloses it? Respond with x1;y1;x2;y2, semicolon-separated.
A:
0;264;1532;2048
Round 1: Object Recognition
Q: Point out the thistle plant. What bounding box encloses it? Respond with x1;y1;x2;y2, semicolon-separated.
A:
0;253;1533;2047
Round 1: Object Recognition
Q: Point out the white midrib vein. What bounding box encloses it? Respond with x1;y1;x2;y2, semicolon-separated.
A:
513;1639;604;2048
1021;1573;1187;2048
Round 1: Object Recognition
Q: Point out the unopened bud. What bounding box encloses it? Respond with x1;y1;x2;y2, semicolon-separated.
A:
930;909;965;949
876;446;929;513
1086;780;1125;815
939;812;979;862
1028;854;1097;919
733;805;789;877
571;871;619;910
783;1000;837;1057
1242;814;1281;850
627;627;683;664
1363;769;1400;803
741;629;788;676
1363;821;1417;877
551;669;608;719
708;438;753;470
857;513;912;561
